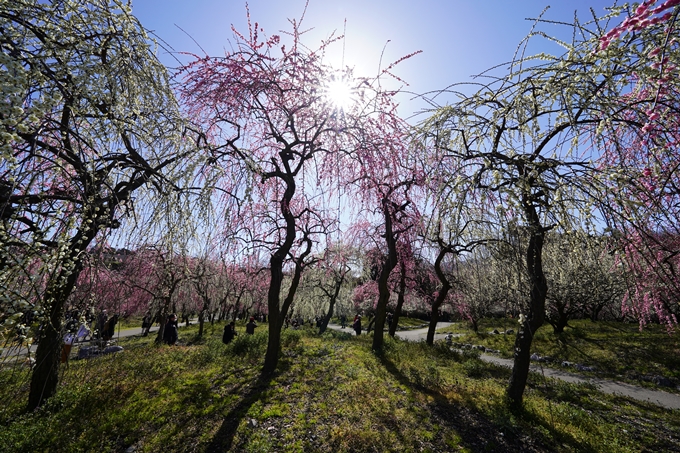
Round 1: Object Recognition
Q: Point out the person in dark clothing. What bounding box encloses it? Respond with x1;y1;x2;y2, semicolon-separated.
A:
222;321;237;344
340;315;347;329
246;317;257;335
97;310;108;339
163;313;179;345
353;315;362;336
102;314;118;342
141;313;151;336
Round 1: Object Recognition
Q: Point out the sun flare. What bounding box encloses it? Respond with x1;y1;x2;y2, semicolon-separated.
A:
324;77;354;111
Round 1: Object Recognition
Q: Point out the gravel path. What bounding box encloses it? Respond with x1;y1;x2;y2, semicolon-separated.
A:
329;323;680;410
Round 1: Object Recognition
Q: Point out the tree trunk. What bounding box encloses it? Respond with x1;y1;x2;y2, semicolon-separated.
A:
389;261;407;337
590;304;602;322
28;227;94;411
262;171;300;376
155;314;166;344
506;204;547;409
549;307;568;334
319;301;334;335
28;295;65;411
262;233;308;374
262;314;282;375
427;247;452;345
155;278;182;344
155;303;170;345
372;272;391;349
262;254;283;375
366;316;375;333
372;197;399;352
426;301;442;345
319;276;343;334
198;311;205;337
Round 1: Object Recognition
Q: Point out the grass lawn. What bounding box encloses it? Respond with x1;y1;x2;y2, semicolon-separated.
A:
393;316;432;329
1;322;679;452
442;318;680;392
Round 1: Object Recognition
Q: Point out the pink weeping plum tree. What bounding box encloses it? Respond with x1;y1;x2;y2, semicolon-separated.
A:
597;0;680;331
179;7;418;373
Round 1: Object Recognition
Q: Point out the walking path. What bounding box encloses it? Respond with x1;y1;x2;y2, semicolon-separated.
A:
0;320;199;361
329;323;680;410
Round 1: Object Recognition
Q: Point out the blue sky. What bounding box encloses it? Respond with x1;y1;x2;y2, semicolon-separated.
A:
133;0;625;116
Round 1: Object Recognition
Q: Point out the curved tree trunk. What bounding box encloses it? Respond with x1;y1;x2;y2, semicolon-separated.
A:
372;197;400;352
28;290;66;411
319;274;344;334
28;227;95;410
263;231;310;374
262;172;312;375
427;244;453;345
319;301;334;334
506;203;547;409
426;287;450;345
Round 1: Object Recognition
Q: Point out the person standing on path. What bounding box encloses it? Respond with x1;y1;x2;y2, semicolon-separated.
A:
141;313;151;337
103;314;118;342
246;317;257;335
353;315;362;336
97;310;107;339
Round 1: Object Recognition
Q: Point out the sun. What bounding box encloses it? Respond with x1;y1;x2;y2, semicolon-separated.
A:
324;76;355;111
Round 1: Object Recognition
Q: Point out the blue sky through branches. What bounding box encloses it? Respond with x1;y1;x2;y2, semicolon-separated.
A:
127;0;625;252
134;0;623;117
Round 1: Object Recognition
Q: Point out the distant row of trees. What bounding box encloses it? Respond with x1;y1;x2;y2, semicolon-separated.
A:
2;0;679;410
66;228;633;340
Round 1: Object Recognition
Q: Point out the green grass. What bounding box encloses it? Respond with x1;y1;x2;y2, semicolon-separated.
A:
395;316;432;329
1;321;679;452
443;318;680;391
334;316;430;330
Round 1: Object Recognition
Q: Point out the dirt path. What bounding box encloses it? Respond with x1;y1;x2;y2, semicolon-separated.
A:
329;323;680;410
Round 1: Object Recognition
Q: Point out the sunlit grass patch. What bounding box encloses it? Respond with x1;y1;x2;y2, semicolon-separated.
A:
449;318;680;391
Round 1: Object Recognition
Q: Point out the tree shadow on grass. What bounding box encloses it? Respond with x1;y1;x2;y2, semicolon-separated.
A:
205;370;276;452
377;353;598;453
